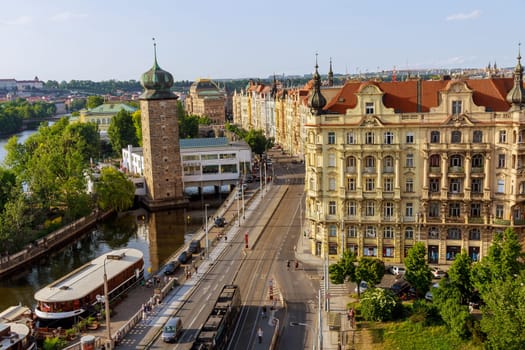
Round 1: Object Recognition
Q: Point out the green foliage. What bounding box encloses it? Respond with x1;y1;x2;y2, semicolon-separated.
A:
356;257;385;288
86;95;105;109
42;336;68;350
69;98;86;112
409;300;441;326
0;168;16;211
132;110;142;146
446;251;474;305
329;250;356;284
244;129;274;155
107;109;139;156
360;287;401;322
95;167;135;212
404;242;432;297
0;98;56;134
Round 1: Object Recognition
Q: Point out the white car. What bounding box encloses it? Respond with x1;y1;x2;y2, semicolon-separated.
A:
390;266;406;276
354;281;368;293
431;266;447;279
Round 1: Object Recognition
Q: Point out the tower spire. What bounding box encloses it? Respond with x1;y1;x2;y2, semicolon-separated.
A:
328;57;334;87
506;43;524;109
308;52;327;116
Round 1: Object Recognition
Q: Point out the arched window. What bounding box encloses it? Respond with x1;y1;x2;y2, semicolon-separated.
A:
405;227;414;239
430;131;440;143
473;130;483;143
346;156;356;167
429;154;440;167
365;156;375;168
449;154;463;167
383;226;394;239
472;154;484;169
365;226;376;238
451;130;462;143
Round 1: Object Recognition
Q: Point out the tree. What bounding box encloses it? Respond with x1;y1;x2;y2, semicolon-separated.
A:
107;109;138;156
62;122;101;163
404;242;432;296
86;95;104;109
329;250;357;284
245;129;274;155
0;168;16;211
446;251;474;305
360;288;401;322
355;257;385;294
95;167;135;212
132;110;142;146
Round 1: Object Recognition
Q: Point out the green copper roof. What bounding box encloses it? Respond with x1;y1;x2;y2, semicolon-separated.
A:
180;137;229;149
88;103;137;114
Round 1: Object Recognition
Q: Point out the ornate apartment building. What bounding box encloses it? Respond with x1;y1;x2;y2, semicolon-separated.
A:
304;53;525;264
233;52;525;264
185;78;226;125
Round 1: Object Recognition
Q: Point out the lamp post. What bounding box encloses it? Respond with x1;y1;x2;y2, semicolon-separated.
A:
103;256;112;349
205;204;209;259
236;182;240;227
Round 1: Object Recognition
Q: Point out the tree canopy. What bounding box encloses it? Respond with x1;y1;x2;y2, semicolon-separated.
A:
107;109;139;156
94;167;135;212
404;242;432;296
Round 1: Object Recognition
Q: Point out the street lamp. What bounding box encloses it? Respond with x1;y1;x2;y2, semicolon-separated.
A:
103;256;112;349
236;182;240;227
205;204;209;259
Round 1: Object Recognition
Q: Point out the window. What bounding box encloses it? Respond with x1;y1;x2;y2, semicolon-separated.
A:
347;226;357;238
383;156;394;172
384;131;394;145
452;100;462;114
365;226;376;238
365;102;374;114
450;178;462;193
497;179;504;193
384;202;394;217
406;154;414;168
429;202;440;217
365;132;375;144
383;247;395;258
470;203;481;217
499;130;507;143
328;225;337;237
429;227;439;239
328;131;336;145
496;204;504;219
405;227;414;239
347;178;356;191
430;178;440;192
405;203;413;217
328;242;338;255
329;201;336;215
346;156;356;167
429;154;440;167
365;156;375;168
328;178;336;191
469;229;481;240
348;201;357;216
451;130;462;143
430;131;440;143
383;177;393;192
363;246;377;257
405;178;414;193
365;201;375;216
346;132;355;144
472;154;483;168
328;153;336;167
450;155;463;167
447;228;461;240
383;227;394;239
406;132;414;144
449;202;461;217
473;130;483;143
497;154;506;168
365;178;375;191
472;179;482;193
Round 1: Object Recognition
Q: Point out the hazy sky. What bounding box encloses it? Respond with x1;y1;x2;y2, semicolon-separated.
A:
1;0;523;82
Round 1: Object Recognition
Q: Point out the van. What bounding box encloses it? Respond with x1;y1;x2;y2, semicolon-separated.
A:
188;240;201;254
161;317;183;342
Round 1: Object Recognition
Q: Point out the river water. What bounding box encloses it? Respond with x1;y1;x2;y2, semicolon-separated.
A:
0;130;220;311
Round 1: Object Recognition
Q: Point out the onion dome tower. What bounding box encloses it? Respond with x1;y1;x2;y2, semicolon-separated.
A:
139;39;187;210
328;57;334;87
506;44;525;109
308;54;327;116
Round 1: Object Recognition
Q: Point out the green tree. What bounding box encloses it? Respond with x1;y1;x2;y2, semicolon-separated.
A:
360;288;401;322
63;122;101;163
69;98;86;112
107;109;138;156
95;167;135;212
404;242;432;297
132;110;142;146
329;250;357;284
0;168;16;211
245;129;274;155
447;251;474;305
86;95;104;109
356;257;385;294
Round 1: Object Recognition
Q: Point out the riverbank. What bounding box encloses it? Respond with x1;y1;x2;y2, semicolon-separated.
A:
0;209;114;278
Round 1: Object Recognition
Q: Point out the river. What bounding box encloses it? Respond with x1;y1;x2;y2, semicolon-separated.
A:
0;129;36;165
0;130;221;311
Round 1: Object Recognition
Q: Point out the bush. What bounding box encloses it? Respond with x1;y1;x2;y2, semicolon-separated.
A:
409;300;442;326
43;336;67;350
360;288;402;322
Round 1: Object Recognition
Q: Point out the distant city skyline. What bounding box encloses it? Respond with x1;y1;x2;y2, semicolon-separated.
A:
1;0;523;82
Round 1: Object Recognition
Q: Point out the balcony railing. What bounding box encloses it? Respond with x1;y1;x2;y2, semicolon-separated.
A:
346;166;356;173
471;167;484;173
468;217;484;224
429;167;441;174
494;219;511;225
383;166;394;173
363;167;376;174
448;166;465;173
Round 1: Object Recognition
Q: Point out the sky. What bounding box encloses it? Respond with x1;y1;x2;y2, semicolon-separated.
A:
1;0;524;82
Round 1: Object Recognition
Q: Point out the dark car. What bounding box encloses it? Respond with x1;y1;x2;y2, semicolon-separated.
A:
214;217;226;228
390;279;411;296
178;251;191;264
188;240;201;254
163;261;179;275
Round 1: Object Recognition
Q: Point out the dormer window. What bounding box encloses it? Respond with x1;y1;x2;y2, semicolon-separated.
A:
452;100;462;115
365;102;374;115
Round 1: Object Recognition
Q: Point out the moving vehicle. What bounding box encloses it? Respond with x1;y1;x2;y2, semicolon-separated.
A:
189;240;202;254
431;266;447;278
191;284;241;350
214;217;226;228
178;251;191;264
161;317;183;343
389;266;406;276
34;249;144;327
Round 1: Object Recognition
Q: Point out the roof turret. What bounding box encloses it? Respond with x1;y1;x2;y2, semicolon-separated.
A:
328;57;334;87
140;39;177;100
506;44;524;108
308;53;327;115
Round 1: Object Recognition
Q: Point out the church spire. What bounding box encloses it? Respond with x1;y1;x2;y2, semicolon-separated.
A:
140;38;176;100
506;44;524;109
308;53;327;116
328;57;334;87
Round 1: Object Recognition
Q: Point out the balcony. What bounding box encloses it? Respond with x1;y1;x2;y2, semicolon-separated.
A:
383;166;394;173
471;167;484;174
448;166;465;174
363;167;376;174
346;166;356;174
468;217;484;224
494;219;511;225
429;167;441;174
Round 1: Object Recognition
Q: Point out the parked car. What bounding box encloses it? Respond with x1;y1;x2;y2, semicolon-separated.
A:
177;251;191;264
425;283;440;301
354;281;368;293
163;261;179;275
188;240;201;254
389;265;406;276
161;317;183;343
214;217;226;228
390;279;411;296
431;266;447;279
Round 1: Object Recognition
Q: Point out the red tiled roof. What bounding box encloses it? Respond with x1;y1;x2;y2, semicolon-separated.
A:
325;78;518;114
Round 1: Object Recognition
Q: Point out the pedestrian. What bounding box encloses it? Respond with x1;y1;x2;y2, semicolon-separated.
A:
257;327;263;343
262;306;267;319
295;260;299;270
287;260;290;270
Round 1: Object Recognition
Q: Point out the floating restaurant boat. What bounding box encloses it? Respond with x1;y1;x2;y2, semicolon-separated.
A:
34;248;144;327
0;304;36;350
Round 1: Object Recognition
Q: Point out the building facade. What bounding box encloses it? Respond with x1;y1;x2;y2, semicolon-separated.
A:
304;54;525;264
79;103;137;137
185;78;226;125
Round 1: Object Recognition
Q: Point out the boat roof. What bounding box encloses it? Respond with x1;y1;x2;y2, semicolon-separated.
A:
0;305;31;323
34;248;144;303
